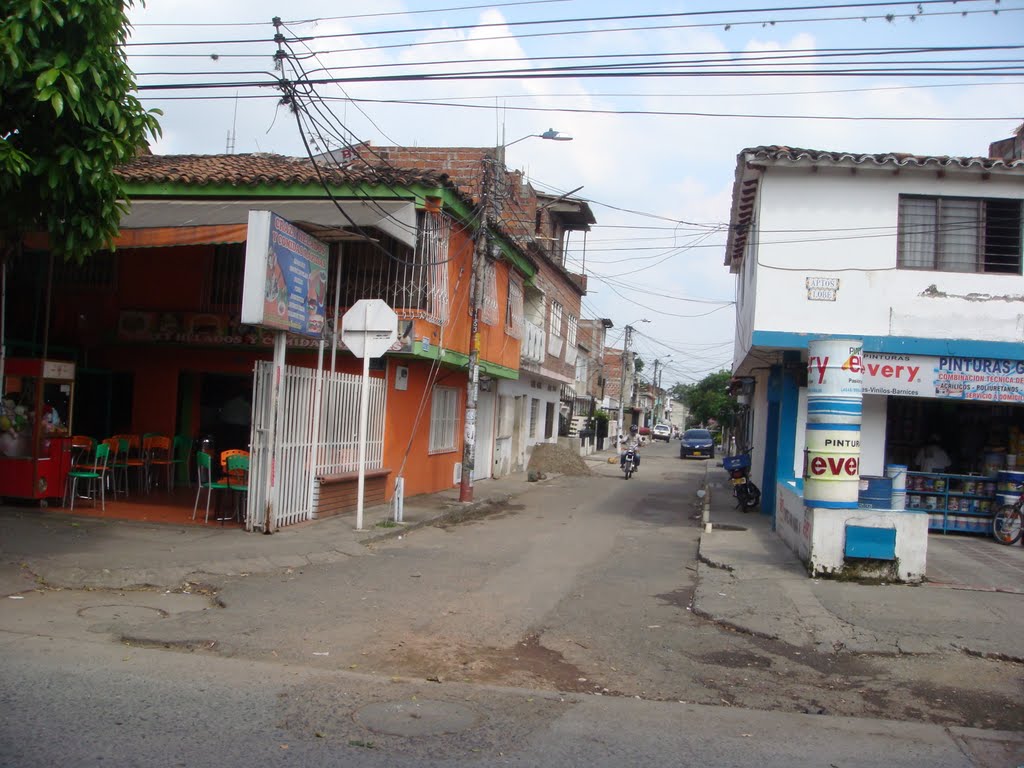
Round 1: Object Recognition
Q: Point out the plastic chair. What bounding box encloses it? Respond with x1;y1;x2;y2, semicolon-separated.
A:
112;434;145;495
219;449;249;474
193;451;229;523
144;435;173;491
66;442;110;512
170;435;192;488
225;453;249;524
70;435;96;467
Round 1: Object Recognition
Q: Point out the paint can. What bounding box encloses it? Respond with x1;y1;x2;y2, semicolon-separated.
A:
886;464;907;511
997;470;1024;493
858;475;892;509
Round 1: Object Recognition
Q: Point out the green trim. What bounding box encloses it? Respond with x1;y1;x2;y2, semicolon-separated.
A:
409;341;519;380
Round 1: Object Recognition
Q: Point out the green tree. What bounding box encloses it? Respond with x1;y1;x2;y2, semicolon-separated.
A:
673;370;737;429
1;0;161;262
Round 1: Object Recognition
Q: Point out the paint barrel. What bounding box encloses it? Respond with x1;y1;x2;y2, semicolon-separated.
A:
804;338;864;509
858;475;893;509
996;470;1024;494
886;464;907;511
996;493;1019;510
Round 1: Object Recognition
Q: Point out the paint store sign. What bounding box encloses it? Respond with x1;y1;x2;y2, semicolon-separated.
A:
805;452;860;479
862;353;1024;402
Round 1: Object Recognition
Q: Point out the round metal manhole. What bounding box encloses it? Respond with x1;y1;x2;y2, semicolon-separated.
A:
77;604;169;621
352;699;480;738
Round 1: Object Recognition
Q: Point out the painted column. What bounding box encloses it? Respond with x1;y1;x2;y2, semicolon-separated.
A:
804;338;863;508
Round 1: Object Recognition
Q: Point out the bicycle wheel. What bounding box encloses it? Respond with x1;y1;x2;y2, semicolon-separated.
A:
992;505;1023;545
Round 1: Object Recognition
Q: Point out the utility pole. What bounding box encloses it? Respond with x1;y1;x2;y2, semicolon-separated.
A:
652;357;660;425
616;324;633;442
459;154;493;502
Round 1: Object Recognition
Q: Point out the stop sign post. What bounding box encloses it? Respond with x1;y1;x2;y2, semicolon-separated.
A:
341;300;398;530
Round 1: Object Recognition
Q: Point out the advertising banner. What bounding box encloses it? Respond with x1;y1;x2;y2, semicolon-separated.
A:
862;353;1024;403
241;211;329;338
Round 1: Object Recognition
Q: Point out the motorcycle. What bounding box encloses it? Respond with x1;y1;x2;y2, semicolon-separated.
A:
621;444;640;480
724;454;760;510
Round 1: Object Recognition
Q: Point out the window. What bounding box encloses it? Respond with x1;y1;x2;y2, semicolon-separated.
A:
550;301;563;338
897;195;1022;274
545;401;555;439
505;279;524;338
481;260;498;325
208;244;245;308
529;397;540;438
429;386;460;453
566;314;578;348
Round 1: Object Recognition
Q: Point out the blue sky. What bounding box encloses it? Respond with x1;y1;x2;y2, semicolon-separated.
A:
127;0;1024;386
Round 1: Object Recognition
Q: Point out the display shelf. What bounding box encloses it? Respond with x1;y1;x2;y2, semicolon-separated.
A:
906;472;997;534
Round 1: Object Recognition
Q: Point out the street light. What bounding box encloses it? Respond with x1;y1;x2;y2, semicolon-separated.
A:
459;130;573;503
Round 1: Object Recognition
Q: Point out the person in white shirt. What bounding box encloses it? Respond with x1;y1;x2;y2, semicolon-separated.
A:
914;434;951;473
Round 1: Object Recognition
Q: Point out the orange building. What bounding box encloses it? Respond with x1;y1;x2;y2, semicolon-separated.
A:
5;153;536;524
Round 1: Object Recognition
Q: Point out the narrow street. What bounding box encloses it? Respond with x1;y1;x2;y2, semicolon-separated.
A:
1;441;1021;766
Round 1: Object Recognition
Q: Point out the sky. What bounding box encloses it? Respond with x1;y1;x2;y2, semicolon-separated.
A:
125;0;1024;389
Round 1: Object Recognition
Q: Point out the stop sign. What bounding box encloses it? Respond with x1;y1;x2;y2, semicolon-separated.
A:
341;299;398;358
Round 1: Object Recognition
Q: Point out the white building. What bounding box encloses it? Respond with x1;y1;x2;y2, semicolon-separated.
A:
725;137;1024;579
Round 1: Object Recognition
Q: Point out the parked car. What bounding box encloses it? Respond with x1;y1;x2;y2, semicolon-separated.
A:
680;428;715;459
652;424;672;442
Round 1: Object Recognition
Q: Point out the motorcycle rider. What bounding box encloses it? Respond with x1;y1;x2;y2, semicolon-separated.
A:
620;423;641;471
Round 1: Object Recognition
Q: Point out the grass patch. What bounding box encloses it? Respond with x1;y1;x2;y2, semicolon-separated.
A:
375;520;398;528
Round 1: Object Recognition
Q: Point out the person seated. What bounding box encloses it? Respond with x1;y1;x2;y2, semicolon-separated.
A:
620;444;641;471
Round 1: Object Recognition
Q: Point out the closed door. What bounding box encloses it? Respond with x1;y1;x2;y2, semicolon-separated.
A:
474;389;496;481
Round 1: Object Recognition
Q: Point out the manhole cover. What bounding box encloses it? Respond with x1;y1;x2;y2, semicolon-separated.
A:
77;604;168;621
353;699;479;737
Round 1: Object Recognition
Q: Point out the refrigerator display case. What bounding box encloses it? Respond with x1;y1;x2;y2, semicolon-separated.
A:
0;358;75;501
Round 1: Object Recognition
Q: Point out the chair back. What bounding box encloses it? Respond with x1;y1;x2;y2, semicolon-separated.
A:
196;450;214;485
71;435;95;451
144;435;172;460
172;435;192;460
92;442;110;470
111;434;141;456
101;437;120;460
220;449;249;473
225;454;249;489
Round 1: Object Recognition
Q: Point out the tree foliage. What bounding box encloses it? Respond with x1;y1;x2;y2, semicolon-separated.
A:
0;0;161;261
672;370;737;429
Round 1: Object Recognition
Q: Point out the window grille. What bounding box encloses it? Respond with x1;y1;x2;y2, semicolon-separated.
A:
429;386;460;453
505;279;524;338
204;243;245;310
897;195;1022;274
550;301;563;339
529;397;540;438
567;314;578;348
481;259;499;326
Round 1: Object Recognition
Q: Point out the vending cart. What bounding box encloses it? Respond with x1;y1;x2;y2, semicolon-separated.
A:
0;358;75;501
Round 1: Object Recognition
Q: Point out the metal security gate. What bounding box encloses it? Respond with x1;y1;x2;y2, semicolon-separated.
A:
248;361;386;531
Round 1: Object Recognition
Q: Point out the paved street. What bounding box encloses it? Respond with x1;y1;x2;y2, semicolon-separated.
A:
1;439;1022;766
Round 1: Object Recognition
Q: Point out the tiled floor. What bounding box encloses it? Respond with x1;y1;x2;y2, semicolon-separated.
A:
55;485;244;527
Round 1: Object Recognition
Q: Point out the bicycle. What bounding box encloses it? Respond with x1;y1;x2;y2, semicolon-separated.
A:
992;491;1023;545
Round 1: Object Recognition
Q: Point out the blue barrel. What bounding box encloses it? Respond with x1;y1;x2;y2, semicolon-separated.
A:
858;475;893;509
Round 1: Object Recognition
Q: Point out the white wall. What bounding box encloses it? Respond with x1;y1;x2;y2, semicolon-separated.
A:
860;395;888;477
808;507;929;583
749;167;1024;344
497;374;561;472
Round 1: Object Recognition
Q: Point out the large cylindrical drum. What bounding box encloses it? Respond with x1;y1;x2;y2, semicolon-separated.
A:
804;338;864;509
996;470;1024;494
858;475;893;509
886;464;907;510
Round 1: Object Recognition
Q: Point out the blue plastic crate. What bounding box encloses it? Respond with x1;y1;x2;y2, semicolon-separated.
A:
723;454;751;471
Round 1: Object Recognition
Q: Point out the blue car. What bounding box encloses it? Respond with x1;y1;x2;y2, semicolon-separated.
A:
680;428;715;459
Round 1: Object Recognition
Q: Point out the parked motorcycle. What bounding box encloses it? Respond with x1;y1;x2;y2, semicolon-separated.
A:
724;454;760;510
621;444;640;480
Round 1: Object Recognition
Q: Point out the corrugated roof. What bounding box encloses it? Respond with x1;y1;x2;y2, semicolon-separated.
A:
116;153;453;189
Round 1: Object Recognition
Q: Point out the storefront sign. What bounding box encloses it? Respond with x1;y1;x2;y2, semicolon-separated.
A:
863;353;1024;402
241;211;329;338
806;276;839;301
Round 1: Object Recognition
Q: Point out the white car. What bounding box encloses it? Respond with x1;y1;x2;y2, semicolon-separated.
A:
652;424;672;442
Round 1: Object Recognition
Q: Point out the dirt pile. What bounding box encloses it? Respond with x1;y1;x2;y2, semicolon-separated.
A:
526;442;591;477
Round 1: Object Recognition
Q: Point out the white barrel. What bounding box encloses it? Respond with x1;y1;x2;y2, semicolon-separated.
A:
805;339;864;509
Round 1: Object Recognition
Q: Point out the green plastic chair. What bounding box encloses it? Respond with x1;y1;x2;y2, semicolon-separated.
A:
170;435;193;487
193;451;229;523
65;442;110;512
225;453;249;524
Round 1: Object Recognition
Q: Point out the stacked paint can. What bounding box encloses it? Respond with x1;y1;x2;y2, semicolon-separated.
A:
804;338;864;509
886;464;907;511
996;469;1024;509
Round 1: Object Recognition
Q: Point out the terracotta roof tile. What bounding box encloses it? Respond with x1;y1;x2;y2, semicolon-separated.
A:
742;145;1024;170
117;153;454;189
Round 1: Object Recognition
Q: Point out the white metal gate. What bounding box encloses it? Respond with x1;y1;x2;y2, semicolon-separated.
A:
248;361;386;531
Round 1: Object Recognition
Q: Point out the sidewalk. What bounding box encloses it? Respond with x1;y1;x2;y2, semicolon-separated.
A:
694;463;1024;661
0;472;528;593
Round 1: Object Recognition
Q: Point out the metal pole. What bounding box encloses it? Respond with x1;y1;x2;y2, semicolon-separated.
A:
616;325;632;443
265;331;287;533
459;154;491;503
355;338;371;530
307;336;326;520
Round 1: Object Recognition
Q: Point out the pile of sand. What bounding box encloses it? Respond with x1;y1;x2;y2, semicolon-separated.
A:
526;442;592;477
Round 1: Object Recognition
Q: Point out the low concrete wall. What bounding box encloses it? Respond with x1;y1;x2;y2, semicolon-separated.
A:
775;481;929;583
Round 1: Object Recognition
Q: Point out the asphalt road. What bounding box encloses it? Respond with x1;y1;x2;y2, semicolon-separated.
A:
0;440;1019;766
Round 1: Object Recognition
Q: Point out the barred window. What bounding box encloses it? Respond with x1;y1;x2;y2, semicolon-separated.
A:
566;314;578;348
897;195;1022;274
207;243;246;309
505;279;524;339
550;301;563;339
529;397;540;438
481;260;499;325
429;386;460;453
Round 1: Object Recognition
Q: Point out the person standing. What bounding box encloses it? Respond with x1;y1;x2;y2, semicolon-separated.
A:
914;434;951;473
